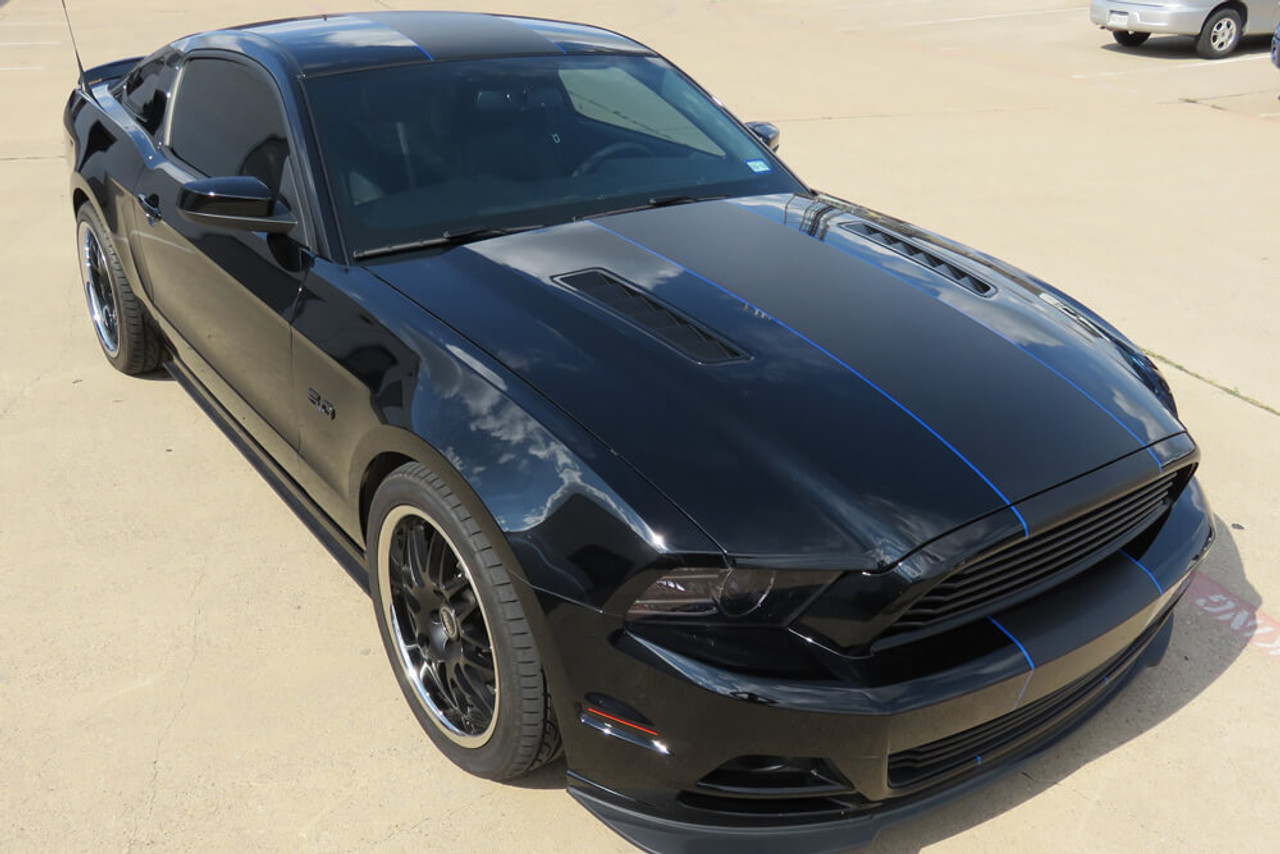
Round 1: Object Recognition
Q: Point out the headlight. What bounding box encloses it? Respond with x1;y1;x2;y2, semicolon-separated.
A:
626;567;836;626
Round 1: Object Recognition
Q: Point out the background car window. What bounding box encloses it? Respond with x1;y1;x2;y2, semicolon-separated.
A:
168;58;291;192
118;53;177;136
559;66;723;156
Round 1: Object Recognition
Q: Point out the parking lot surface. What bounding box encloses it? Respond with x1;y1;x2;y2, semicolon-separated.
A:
1;0;1277;851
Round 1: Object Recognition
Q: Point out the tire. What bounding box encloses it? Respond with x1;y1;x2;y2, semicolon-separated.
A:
1112;30;1150;47
367;462;561;780
75;204;162;374
1196;8;1242;58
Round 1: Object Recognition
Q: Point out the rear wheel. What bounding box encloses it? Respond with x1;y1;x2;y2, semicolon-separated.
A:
1196;8;1242;58
1112;30;1150;47
367;462;560;779
75;205;161;374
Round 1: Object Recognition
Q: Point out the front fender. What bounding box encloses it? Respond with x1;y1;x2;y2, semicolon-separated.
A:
292;260;720;610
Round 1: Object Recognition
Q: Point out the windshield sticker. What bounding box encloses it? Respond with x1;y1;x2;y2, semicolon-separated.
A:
746;159;772;173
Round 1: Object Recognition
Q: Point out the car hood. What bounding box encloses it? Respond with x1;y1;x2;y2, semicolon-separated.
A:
369;193;1183;568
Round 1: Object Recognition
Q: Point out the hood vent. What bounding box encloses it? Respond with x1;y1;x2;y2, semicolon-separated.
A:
840;220;995;296
555;269;745;364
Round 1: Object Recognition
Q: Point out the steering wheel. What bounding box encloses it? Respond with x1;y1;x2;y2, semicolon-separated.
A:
571;142;654;177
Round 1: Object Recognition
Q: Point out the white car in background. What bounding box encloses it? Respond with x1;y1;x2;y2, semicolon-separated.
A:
1091;1;1280;57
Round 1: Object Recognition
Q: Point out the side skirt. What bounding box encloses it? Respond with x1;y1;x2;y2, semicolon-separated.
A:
164;357;371;592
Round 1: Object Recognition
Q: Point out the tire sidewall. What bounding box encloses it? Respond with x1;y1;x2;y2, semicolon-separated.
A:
367;467;536;780
74;203;158;373
76;206;129;371
1199;9;1241;58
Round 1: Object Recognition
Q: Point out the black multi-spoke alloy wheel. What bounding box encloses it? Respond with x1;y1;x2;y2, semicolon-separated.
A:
75;204;161;374
368;462;560;779
1112;30;1150;47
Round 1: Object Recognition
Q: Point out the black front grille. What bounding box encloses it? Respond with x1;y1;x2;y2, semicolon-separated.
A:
555;269;744;364
887;611;1164;789
885;471;1180;640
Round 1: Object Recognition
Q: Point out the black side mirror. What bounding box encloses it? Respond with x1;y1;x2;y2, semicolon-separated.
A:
746;121;781;152
178;175;296;234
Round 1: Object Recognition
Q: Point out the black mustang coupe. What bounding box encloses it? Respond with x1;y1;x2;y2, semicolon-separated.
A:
65;12;1214;853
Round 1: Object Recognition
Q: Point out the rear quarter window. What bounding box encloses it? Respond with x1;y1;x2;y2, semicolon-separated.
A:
118;53;177;136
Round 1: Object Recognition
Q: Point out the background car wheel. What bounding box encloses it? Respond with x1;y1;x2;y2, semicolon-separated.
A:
1112;30;1150;47
75;204;162;374
368;462;561;780
1196;8;1242;58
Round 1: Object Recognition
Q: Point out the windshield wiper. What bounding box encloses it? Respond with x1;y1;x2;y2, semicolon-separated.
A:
577;194;729;222
352;225;543;261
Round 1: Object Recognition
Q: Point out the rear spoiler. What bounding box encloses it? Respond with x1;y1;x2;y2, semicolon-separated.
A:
84;56;142;88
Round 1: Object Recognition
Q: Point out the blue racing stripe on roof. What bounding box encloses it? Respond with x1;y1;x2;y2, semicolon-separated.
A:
349;15;433;60
588;219;1031;538
732;199;1166;474
505;16;567;54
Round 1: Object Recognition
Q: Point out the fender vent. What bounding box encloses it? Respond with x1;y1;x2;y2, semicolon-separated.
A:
555;269;745;364
840;221;994;296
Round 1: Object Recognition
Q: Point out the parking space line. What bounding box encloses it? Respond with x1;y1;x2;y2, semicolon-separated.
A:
894;7;1080;27
1072;54;1270;78
0;41;61;46
0;66;48;71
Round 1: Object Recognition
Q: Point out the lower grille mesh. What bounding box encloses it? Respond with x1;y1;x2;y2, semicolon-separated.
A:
887;612;1166;789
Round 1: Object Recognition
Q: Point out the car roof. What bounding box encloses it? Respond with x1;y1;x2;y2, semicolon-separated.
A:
202;11;654;76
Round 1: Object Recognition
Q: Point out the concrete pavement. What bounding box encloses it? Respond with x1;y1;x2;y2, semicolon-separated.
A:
1;1;1277;851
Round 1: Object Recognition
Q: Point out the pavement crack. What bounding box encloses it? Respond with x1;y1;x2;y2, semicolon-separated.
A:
1144;349;1280;419
1;256;80;419
775;104;1050;123
125;590;203;853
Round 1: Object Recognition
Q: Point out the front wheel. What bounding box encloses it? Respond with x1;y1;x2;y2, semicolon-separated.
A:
1196;8;1241;58
367;462;560;779
1112;30;1150;47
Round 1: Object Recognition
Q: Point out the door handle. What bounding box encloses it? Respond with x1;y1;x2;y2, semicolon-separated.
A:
136;193;162;225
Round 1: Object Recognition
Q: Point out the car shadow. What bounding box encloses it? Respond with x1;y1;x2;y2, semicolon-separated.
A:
858;516;1253;853
1100;33;1274;60
506;755;572;791
135;365;176;382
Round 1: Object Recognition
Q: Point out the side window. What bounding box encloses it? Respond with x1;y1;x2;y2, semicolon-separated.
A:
168;58;292;194
119;53;177;136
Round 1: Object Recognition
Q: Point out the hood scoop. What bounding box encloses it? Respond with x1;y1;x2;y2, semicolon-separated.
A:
840;220;995;297
555;268;746;364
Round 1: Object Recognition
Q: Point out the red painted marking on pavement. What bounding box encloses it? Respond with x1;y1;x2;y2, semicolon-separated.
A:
1188;573;1280;657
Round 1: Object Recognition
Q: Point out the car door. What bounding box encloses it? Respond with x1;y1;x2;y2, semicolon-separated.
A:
130;54;307;458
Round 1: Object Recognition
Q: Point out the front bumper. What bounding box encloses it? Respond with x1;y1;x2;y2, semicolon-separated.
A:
1090;2;1210;35
572;613;1174;854
538;462;1213;852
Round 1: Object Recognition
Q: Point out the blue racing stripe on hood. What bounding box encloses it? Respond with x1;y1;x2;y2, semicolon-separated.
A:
733;195;1167;472
588;219;1032;538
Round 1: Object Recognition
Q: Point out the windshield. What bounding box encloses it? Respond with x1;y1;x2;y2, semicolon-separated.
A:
304;54;804;258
